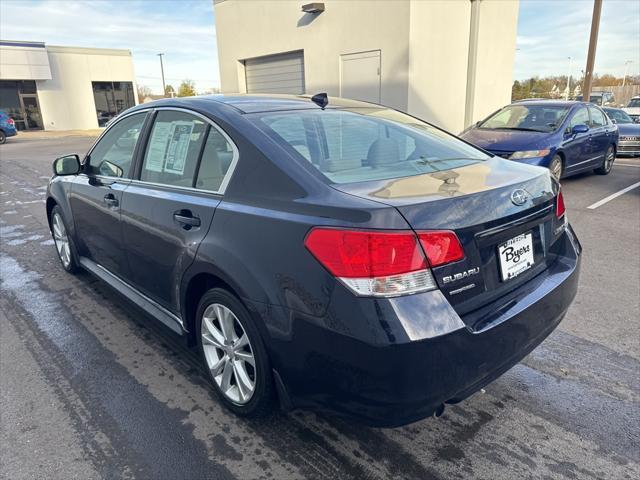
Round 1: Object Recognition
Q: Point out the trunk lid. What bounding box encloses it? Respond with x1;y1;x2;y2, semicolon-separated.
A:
332;157;563;319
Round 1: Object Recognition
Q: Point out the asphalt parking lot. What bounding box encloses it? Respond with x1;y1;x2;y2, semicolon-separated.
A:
1;134;639;480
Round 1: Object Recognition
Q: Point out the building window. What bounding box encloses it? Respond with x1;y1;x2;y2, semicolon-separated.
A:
0;80;43;130
92;81;135;127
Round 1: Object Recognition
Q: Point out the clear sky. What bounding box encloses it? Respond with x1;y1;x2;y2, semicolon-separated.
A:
0;0;219;93
515;0;639;81
1;0;638;93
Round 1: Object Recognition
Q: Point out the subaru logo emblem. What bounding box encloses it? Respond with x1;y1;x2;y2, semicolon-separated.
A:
510;189;528;206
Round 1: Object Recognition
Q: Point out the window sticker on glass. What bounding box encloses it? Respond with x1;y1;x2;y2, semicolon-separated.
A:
164;121;195;175
145;122;173;172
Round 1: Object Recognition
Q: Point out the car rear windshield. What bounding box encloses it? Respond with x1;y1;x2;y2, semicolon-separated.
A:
604;109;633;124
480;104;570;133
628;99;640;108
250;108;489;184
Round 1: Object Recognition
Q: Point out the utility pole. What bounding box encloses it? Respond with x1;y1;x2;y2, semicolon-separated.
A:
582;0;602;101
566;56;572;100
622;60;632;88
157;53;167;97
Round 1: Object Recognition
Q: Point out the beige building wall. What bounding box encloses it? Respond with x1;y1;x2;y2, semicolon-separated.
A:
215;0;411;110
407;0;472;133
213;0;519;133
36;46;138;130
470;0;520;127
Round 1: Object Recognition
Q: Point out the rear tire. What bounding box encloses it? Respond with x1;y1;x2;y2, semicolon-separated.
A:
549;154;563;182
196;288;274;417
0;131;6;145
595;145;615;175
50;206;80;273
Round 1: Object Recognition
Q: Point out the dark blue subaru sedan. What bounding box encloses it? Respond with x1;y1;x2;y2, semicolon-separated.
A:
45;94;581;426
460;100;618;181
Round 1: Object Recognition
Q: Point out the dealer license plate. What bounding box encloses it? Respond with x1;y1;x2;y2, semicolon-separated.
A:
498;232;534;281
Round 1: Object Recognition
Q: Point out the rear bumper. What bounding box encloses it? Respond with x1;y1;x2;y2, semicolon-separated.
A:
1;127;17;137
257;226;581;427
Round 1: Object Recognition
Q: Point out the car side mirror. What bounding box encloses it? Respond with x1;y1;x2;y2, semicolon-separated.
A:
98;160;124;178
571;124;589;135
53;154;81;176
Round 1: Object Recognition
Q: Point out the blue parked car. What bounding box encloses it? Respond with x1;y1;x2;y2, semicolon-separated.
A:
460;100;618;181
603;107;640;157
0;110;18;144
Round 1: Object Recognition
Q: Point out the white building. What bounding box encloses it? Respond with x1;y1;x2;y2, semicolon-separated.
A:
213;0;519;134
0;40;138;131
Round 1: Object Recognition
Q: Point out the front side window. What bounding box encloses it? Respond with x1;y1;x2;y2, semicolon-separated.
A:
252;108;490;184
140;111;207;188
588;106;606;128
479;105;570;133
88;112;147;177
569;107;590;129
628;99;640;108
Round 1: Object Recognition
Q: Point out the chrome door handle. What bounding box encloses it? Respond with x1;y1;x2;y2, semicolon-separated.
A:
103;193;119;207
173;210;201;228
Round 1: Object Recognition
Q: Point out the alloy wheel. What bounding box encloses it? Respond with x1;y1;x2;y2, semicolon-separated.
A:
201;303;256;404
52;212;71;268
604;147;615;172
550;156;562;182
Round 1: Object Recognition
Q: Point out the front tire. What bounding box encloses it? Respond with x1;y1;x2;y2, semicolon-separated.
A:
595;145;615;175
549;154;563;182
196;288;274;417
51;206;80;273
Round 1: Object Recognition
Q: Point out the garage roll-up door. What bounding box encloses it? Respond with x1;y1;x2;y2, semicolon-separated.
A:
245;51;305;95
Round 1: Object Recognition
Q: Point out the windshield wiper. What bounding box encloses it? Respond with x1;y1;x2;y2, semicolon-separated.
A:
492;127;546;133
416;157;483;166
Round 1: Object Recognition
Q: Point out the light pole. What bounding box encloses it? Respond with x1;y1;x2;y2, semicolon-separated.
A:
566;56;572;100
622;60;632;88
157;53;166;97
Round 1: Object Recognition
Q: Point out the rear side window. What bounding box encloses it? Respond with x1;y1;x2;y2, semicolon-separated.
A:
588;106;606;128
253;109;490;184
140;111;207;187
195;128;235;192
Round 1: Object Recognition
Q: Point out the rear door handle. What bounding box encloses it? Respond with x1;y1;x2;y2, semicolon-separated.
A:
103;193;119;207
173;210;201;228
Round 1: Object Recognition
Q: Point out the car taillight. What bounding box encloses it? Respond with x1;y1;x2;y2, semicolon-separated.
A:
304;228;436;296
7;118;14;125
417;230;465;267
304;227;466;297
556;190;566;218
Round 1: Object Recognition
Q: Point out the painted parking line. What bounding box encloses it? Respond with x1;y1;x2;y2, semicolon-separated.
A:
615;163;640;168
587;181;640;210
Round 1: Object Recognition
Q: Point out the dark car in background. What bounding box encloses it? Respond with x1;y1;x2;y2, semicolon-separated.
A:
460;100;618;181
604;107;640;156
45;94;581;427
0;110;18;144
